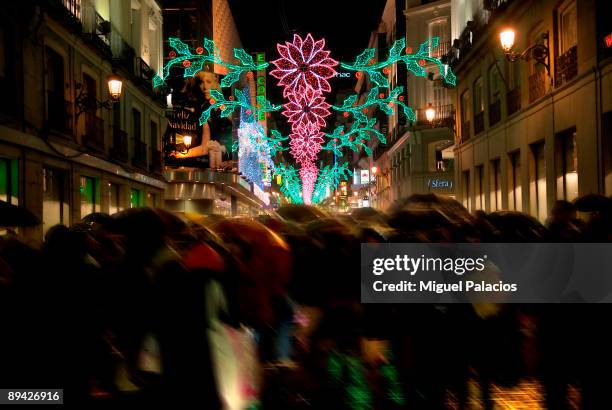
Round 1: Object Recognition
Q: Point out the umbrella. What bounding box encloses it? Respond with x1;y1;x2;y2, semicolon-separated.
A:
276;204;327;224
0;200;40;227
574;194;612;212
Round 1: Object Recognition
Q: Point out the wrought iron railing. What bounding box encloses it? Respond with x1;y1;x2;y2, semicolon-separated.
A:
474;111;485;135
461;120;471;143
150;149;163;173
489;99;501;126
46;90;73;134
110;128;128;162
132;139;148;169
506;88;521;115
82;112;105;151
529;70;547;102
555;46;578;87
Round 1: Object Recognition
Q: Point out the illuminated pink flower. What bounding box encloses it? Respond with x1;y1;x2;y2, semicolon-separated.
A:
290;124;324;164
271;33;338;97
282;86;331;130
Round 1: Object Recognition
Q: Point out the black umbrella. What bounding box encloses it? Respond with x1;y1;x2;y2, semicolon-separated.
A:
573;194;612;212
0;200;40;227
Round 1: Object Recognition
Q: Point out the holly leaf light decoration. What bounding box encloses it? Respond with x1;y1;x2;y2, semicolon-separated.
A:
340;37;456;88
153;37;268;89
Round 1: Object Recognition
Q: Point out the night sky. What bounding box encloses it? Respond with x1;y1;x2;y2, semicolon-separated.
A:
229;0;386;63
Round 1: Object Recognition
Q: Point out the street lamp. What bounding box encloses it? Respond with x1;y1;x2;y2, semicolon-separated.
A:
371;166;378;175
107;73;123;101
499;27;550;75
425;103;436;123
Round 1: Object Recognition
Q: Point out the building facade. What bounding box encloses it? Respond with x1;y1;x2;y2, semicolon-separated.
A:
449;0;610;221
0;0;167;244
363;0;455;211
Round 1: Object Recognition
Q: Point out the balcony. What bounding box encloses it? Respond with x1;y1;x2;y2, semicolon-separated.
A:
461;120;471;143
82;112;105;151
110;29;136;74
82;10;112;58
528;70;547;102
132;139;148;169
416;104;455;128
474;111;485;135
430;41;452;59
135;58;154;91
506;88;521;115
555;46;578;87
150;149;163;174
46;90;73;135
489;99;501;126
110;128;128;162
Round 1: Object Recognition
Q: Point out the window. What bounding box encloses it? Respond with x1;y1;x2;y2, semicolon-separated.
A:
474;77;484;114
475;165;484;210
489;65;502;126
0;157;18;204
508;151;522;211
559;1;577;55
460;89;471;140
132;109;142;141
462;170;471;211
150;120;158;151
490;159;502;211
428;18;449;57
489;66;502;104
508;60;520;90
473;77;485;134
42;168;70;235
130;188;141;208
108;183;122;215
530;142;547;221
555;128;578;201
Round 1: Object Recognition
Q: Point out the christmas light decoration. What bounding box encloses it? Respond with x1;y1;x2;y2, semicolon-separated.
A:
199;88;280;125
270;33;338;97
332;86;415;124
340;37;456;88
282;85;331;130
311;162;353;204
272;163;303;204
154;38;268;89
299;161;319;205
321;118;386;157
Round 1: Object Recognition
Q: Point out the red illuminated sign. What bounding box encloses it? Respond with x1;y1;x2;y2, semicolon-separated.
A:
605;33;612;48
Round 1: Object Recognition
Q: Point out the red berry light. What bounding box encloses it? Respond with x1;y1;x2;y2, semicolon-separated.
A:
169;51;176;58
343;112;349;118
196;47;204;54
355;72;362;79
182;60;191;67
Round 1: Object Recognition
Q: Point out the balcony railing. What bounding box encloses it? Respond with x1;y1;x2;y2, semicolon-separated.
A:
555;46;578;87
110;128;128;162
416;104;455;127
489;99;501;126
430;41;452;59
474;111;485;135
59;0;81;21
82;112;105;151
133;139;147;169
528;70;547;102
46;90;73;134
461;120;471;143
135;58;154;90
111;29;136;74
506;88;521;116
150;149;163;173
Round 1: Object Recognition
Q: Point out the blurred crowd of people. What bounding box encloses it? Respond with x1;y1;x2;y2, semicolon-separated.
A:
1;193;612;409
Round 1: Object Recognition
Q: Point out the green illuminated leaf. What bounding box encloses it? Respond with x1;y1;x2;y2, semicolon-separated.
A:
220;70;241;88
203;38;217;56
368;71;388;88
209;89;224;101
153;75;165;88
169;38;191;56
184;59;204;77
354;48;376;67
234;48;254;66
388;38;406;60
